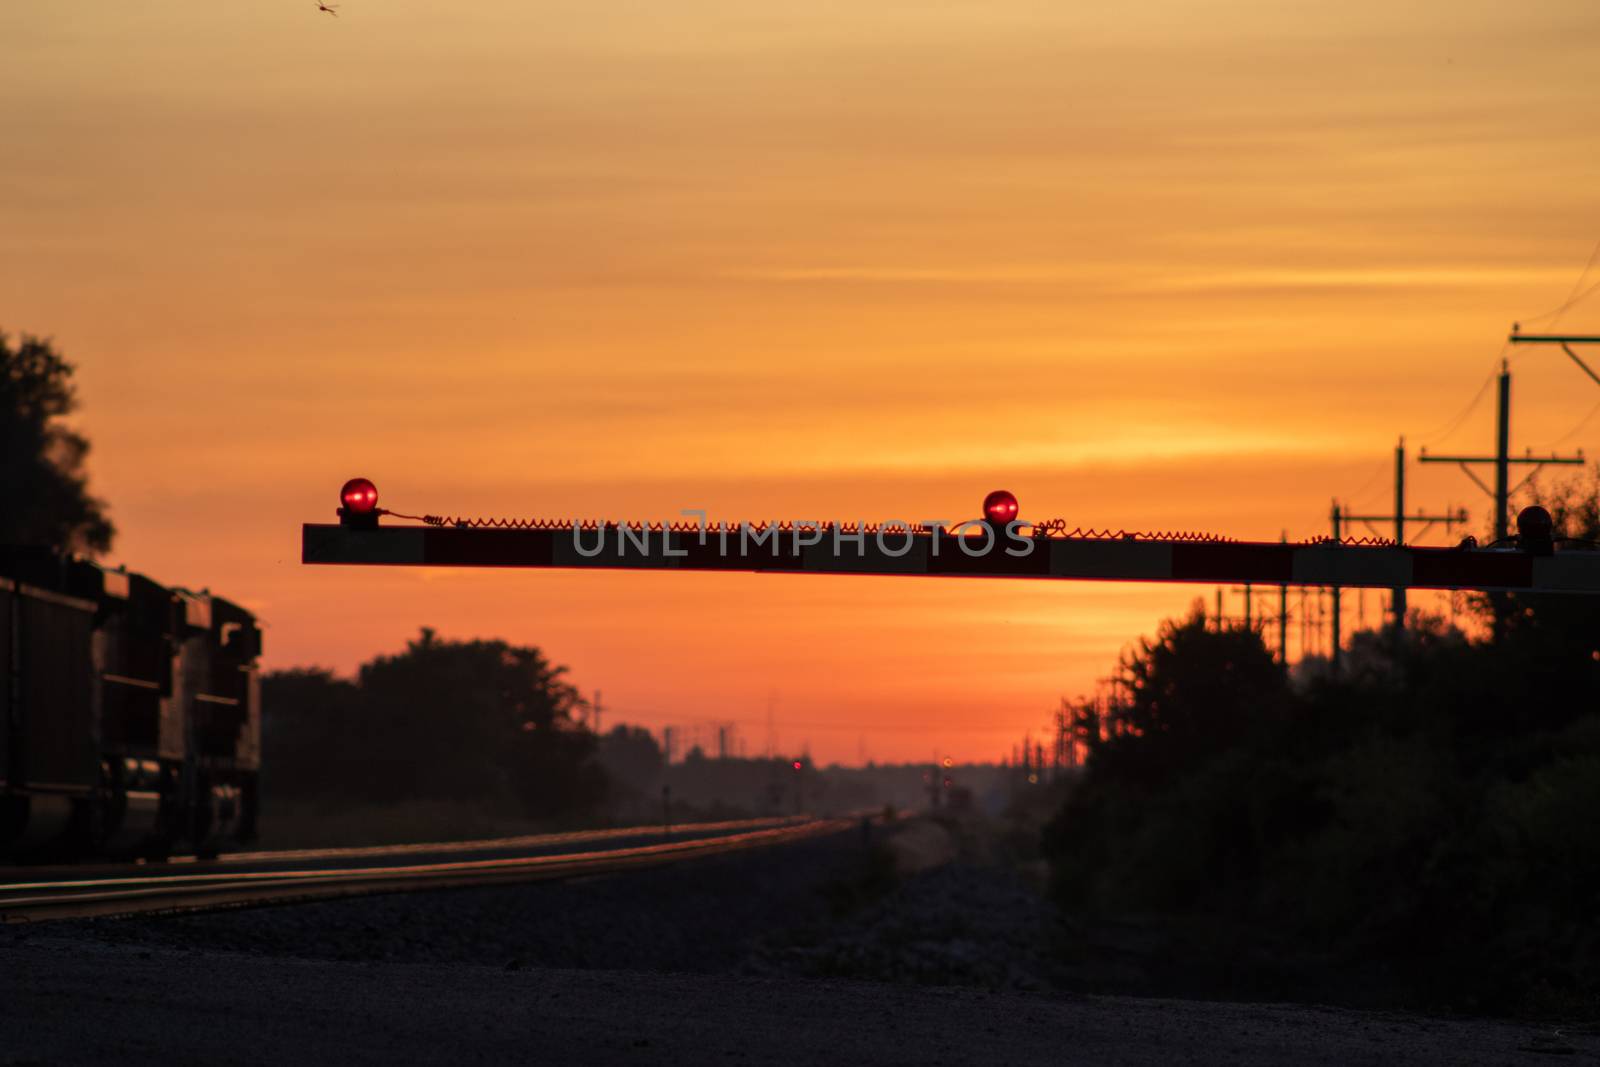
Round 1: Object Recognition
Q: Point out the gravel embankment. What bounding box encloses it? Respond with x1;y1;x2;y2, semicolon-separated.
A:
2;934;1588;1065
3;820;1590;1064
752;857;1059;990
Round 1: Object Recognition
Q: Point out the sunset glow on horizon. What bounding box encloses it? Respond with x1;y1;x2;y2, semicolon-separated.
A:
5;0;1599;763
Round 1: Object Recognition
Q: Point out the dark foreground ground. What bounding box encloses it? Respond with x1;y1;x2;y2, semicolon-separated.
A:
7;937;1592;1066
2;823;1592;1065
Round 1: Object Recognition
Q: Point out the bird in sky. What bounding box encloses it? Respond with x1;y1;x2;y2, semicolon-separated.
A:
316;1;339;15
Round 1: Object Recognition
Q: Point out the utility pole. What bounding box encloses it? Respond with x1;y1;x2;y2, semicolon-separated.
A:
1329;502;1342;669
1226;584;1255;629
1341;438;1467;630
1239;538;1289;664
1420;360;1584;543
1298;587;1309;660
1278;533;1289;666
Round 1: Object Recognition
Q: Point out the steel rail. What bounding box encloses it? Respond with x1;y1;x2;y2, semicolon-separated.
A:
210;814;808;865
0;817;852;923
3;815;812;885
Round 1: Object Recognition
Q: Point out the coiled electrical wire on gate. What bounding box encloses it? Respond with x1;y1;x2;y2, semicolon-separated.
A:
381;507;1250;543
379;510;574;530
1307;534;1399;547
380;506;1450;548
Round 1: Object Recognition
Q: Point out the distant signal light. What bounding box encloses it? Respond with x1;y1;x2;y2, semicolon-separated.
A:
983;489;1019;526
339;478;381;529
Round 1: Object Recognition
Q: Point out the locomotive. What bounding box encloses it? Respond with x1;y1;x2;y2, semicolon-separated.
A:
0;548;260;859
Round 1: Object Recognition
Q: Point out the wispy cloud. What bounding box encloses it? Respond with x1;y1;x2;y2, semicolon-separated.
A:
1129;267;1577;294
730;264;1104;285
731;264;1575;293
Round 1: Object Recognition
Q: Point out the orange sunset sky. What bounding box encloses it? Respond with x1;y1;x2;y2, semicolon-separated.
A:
5;0;1600;764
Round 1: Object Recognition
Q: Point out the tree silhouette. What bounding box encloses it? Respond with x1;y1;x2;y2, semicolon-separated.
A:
263;629;605;818
1093;606;1288;784
0;331;114;554
1043;471;1600;1012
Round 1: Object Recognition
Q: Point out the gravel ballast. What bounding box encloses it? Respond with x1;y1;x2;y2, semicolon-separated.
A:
3;821;1589;1064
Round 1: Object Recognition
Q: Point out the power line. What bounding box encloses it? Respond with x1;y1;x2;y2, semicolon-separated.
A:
1547;397;1600;448
1418;359;1500;446
1559;237;1600;316
1342;459;1391;510
1521;237;1600;328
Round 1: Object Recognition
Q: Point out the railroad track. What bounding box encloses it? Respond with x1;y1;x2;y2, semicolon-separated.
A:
0;815;854;923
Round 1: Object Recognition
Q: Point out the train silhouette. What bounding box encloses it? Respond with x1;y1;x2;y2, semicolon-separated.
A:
1;548;260;859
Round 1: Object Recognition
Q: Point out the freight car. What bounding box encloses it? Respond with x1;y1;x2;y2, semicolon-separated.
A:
0;548;260;859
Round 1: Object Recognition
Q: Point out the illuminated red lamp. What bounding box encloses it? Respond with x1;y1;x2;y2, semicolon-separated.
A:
338;478;381;528
982;489;1019;526
341;478;379;512
792;760;803;771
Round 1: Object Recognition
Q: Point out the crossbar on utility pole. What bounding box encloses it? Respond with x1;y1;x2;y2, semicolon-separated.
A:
1507;333;1600;346
1507;328;1600;391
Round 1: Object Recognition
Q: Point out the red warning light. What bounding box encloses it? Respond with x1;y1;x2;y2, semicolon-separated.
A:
1517;505;1555;556
792;760;803;771
983;489;1019;526
340;478;379;514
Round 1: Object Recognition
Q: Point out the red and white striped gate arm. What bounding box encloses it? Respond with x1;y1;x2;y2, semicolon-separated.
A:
301;484;1600;594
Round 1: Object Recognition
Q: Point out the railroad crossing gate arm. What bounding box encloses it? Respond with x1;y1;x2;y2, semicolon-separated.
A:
302;483;1600;596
